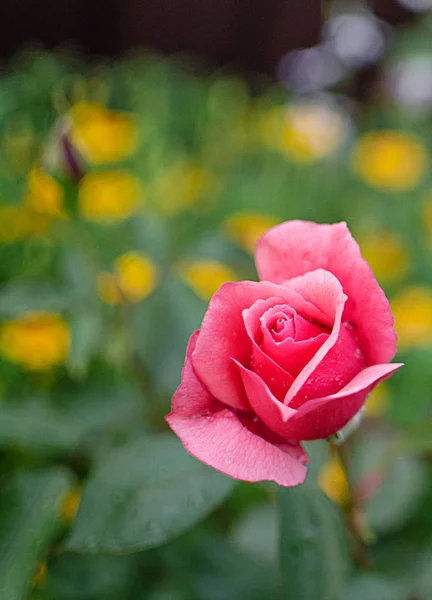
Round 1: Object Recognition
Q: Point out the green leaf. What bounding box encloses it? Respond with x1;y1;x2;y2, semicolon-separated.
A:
161;529;277;600
67;311;104;378
0;282;71;317
0;386;143;454
133;277;206;396
389;349;432;426
0;468;73;600
66;434;234;553
278;481;350;600
344;574;407;600
46;552;139;600
408;544;432;599
230;502;278;564
350;430;428;534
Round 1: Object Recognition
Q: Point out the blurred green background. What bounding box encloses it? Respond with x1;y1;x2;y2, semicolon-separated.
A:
1;7;432;600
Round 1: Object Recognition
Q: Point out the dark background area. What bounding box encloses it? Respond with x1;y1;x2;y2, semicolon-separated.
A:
0;0;416;75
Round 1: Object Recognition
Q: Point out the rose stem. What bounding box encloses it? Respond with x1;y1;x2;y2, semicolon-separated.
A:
332;441;371;570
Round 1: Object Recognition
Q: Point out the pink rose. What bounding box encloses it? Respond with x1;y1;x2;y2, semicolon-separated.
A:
166;221;402;486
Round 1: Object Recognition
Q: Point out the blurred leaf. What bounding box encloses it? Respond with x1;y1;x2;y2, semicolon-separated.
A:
344;574;407;600
0;400;81;452
46;552;138;600
133;276;206;396
278;480;350;600
230;502;278;564
0;468;73;600
350;430;428;534
145;585;191;600
389;350;432;426
66;434;234;553
67;312;104;378
59;246;98;301
0;386;143;454
162;529;277;600
0;282;71;317
408;544;432;599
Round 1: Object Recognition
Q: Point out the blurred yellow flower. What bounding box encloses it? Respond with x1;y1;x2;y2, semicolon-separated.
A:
392;285;432;349
358;231;409;283
0;312;70;370
154;161;218;215
352;131;428;191
261;103;348;162
0;204;49;243
115;252;158;302
365;381;391;418
223;212;279;253
79;170;142;222
179;260;238;301
318;455;349;505
60;487;81;523
25;168;65;217
98;252;158;304
70;102;138;164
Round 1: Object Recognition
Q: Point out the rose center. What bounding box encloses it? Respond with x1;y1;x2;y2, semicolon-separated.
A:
259;304;330;377
268;311;296;341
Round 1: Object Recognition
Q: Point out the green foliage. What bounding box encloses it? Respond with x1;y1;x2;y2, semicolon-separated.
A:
0;15;431;599
278;481;350;600
67;435;235;553
0;469;73;600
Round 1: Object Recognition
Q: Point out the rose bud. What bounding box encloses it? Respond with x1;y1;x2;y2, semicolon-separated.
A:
166;221;402;486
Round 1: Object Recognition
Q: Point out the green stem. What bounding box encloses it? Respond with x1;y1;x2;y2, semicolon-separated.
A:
332;442;371;570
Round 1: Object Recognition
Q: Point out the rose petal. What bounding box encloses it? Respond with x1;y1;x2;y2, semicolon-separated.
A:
255;221;397;363
235;361;297;438
250;342;294;400
193;280;329;410
284;270;347;404
171;331;220;417
289;321;366;408
166;408;307;486
235;360;402;441
261;327;328;377
294;312;329;340
167;343;308;486
259;305;329;376
283;363;403;440
243;297;294;398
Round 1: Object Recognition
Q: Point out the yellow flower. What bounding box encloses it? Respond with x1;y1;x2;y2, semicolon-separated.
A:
352;131;428;191
318;455;349;505
79;170;142;222
365;381;391;418
392;285;432;349
60;487;81;523
70;102;138;164
179;260;238;301
98;252;158;304
261;103;348;162
154;161;218;215
0;205;49;243
25;168;65;217
0;312;70;370
223;212;279;253
358;231;409;283
114;252;158;302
